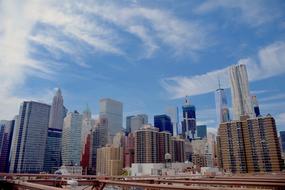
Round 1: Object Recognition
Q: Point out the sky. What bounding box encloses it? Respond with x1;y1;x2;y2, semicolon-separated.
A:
0;0;285;133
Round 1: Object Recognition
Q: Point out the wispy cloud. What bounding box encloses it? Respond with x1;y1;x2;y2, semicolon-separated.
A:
0;0;209;119
259;93;285;102
161;41;285;99
195;0;283;27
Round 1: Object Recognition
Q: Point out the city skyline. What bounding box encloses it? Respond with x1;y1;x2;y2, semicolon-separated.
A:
0;0;285;133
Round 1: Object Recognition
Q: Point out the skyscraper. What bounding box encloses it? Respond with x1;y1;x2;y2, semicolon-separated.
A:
126;114;148;134
215;84;230;123
217;115;283;173
9;101;50;173
0;120;15;172
280;131;285;153
170;137;185;162
166;107;179;136
229;64;254;119
182;97;196;139
196;125;207;139
154;114;173;135
252;95;261;117
44;89;66;173
99;98;123;141
81;104;94;155
89;118;108;174
62;111;82;166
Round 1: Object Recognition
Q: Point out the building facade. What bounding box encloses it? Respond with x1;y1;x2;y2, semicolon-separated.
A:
165;107;179;136
126;114;148;134
280;131;285;153
9;101;50;173
0;120;15;172
215;87;230;123
44;89;66;173
170;137;185;163
252;95;261;117
217;115;283;173
229;64;254;119
99;98;123;142
196;125;207;139
62;111;82;166
154;114;173;135
96;145;123;176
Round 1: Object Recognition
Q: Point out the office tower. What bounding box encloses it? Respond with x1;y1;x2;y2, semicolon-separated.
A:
170;136;185;162
126;114;148;134
96;145;123;176
217;115;283;173
124;133;135;168
113;132;125;147
166;107;179;136
81;104;93;150
135;125;159;163
99;98;123;141
215;85;230;123
280;131;285;153
182;97;196;139
157;131;172;163
252;95;260;117
89;118;108;174
44;89;66;173
229;64;254;119
154;114;173;135
80;133;91;174
0;120;15;172
62;111;82;166
207;132;217;166
196;125;207;139
9;101;50;173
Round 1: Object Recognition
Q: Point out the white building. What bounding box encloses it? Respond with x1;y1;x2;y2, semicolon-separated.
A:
81;105;94;151
99;98;123;142
229;64;254;119
62;111;82;166
126;114;148;133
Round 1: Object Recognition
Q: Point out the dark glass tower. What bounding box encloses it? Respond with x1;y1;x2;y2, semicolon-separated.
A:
154;114;173;135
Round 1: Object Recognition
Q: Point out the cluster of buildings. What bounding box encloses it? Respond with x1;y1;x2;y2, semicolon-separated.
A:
0;64;284;176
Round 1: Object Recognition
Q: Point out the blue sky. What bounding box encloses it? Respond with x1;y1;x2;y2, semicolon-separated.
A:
0;0;285;132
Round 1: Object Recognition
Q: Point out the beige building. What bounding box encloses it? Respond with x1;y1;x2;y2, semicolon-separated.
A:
96;145;123;176
217;115;283;173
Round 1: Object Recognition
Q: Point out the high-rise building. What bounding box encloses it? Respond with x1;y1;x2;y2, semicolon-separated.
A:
217;115;283;173
157;131;172;163
124;133;135;168
99;98;123;142
126;114;148;134
9;101;50;173
89;118;108;174
96;145;123;176
182;97;196;139
166;107;179;136
280;131;285;153
0;120;15;172
196;125;207;139
62;111;82;166
80;133;91;175
229;64;254;119
44;89;66;173
252;95;261;117
81;104;94;150
215;85;230;123
135;125;159;163
154;114;173;135
170;136;185;163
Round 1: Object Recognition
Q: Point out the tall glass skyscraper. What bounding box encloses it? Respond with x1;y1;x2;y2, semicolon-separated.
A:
215;85;230;124
196;125;207;139
154;114;173;135
229;64;254;119
44;89;66;173
99;98;123;142
126;114;148;134
280;131;285;153
252;95;261;117
9;101;50;173
182;97;196;139
62;111;82;166
0;120;15;172
166;107;179;136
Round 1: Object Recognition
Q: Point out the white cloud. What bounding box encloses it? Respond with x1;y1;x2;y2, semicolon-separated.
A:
0;0;209;119
276;112;285;131
162;41;285;99
259;93;285;102
195;0;282;26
